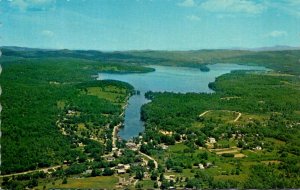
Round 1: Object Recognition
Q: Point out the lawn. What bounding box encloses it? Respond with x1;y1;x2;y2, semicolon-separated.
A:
51;176;119;189
86;86;126;104
165;169;195;178
136;179;155;189
168;143;188;153
238;113;268;123
203;110;239;123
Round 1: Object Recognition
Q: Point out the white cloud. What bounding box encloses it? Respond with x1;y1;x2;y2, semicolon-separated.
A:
264;1;300;18
41;30;54;37
10;0;56;11
201;0;265;14
178;0;196;7
186;15;201;21
266;30;287;38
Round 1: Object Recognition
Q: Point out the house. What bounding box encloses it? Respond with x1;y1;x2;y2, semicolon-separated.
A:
66;110;76;116
117;169;126;174
126;142;138;151
255;146;262;150
115;163;130;174
144;172;150;178
124;164;130;170
159;130;173;136
159;144;168;150
208;137;216;144
115;150;122;157
106;156;115;162
117;164;125;169
199;164;205;169
83;169;92;175
165;175;175;180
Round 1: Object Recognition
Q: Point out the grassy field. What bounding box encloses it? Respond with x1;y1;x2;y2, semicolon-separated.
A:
201;110;239;123
37;176;118;189
85;86;127;104
136;180;155;189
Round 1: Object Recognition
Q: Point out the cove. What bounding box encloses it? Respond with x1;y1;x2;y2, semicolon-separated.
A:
98;64;267;140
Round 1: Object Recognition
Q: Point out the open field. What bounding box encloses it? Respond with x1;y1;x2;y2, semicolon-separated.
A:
86;86;127;104
39;176;118;189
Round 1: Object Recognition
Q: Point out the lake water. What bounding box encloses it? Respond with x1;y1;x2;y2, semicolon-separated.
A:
98;63;267;140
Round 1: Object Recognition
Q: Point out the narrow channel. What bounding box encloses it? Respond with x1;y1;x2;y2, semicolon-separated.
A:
98;64;268;140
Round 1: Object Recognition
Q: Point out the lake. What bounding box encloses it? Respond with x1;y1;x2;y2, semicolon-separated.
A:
98;64;267;140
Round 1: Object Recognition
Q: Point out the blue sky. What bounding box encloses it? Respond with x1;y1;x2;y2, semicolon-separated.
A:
1;0;300;50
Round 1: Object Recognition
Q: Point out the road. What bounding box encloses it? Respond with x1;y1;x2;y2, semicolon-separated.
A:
0;165;64;178
234;112;242;122
139;151;158;169
199;110;211;117
199;110;242;122
112;123;122;149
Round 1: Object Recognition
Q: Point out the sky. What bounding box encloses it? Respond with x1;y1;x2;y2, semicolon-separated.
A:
1;0;300;50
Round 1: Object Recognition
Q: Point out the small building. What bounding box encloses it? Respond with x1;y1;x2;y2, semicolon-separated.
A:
115;150;122;157
124;164;130;170
199;164;205;169
117;164;125;169
115;163;129;173
66;110;76;116
117;169;126;174
255;146;262;150
83;169;92;175
165;175;175;180
126;142;138;151
159;144;169;150
208;137;216;144
144;172;150;178
106;156;116;162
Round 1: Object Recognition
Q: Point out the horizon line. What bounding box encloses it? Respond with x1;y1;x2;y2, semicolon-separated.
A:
1;45;300;52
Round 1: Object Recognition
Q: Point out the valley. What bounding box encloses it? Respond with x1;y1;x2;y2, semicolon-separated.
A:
0;47;300;189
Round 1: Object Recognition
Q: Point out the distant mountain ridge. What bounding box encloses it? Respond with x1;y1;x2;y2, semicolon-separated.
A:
2;45;300;52
1;45;300;76
230;45;300;51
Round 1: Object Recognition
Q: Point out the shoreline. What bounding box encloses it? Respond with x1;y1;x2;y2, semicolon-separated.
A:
112;94;131;147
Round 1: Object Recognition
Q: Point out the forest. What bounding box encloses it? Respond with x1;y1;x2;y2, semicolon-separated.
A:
1;47;300;189
0;54;147;177
140;72;300;189
3;46;300;75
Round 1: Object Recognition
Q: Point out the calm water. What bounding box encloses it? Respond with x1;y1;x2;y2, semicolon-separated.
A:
98;64;267;140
